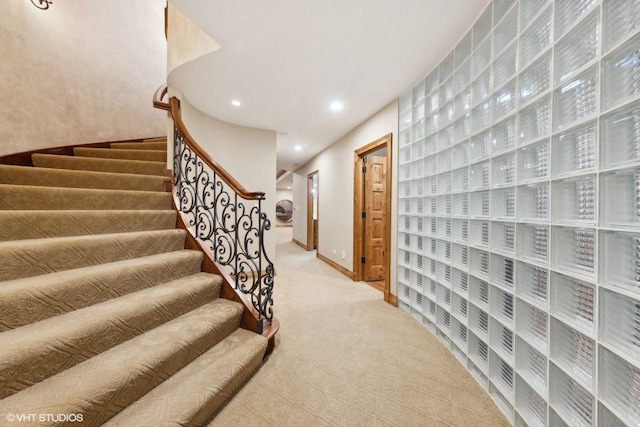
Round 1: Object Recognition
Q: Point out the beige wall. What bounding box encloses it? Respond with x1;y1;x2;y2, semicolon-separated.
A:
292;100;399;295
177;95;277;259
0;0;167;157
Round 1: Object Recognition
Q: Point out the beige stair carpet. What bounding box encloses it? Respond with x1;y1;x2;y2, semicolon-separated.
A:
0;138;269;425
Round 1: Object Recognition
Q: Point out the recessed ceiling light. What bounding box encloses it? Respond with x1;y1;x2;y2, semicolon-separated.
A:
287;186;291;189
294;145;303;152
330;101;344;111
231;100;241;107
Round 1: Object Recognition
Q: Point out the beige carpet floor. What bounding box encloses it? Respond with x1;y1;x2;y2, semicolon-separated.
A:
210;227;510;427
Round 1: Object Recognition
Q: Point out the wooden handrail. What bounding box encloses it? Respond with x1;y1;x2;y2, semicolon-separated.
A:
153;84;264;200
168;96;266;201
153;84;170;111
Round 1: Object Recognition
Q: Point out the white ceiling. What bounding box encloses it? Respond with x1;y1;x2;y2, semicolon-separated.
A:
169;0;490;172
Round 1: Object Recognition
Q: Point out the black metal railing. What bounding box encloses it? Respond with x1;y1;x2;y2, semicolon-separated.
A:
171;107;274;325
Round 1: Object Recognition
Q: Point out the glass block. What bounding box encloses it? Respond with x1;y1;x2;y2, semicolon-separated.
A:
440;102;454;130
399;128;412;148
452;141;469;168
491;187;516;219
469;130;492;162
490;282;515;324
518;141;550;182
455;59;471;95
471;68;492;107
519;99;551;147
474;5;493;49
555;8;600;84
452;167;469;193
516;299;548;352
411;287;424;312
469;330;489;371
436;305;451;336
492;152;516;187
473;36;492;78
425;133;438;155
520;6;552;68
490;350;515;401
555;0;598;39
470;308;490;348
454;92;471;122
439;125;454;152
470;277;490;310
517;262;548;308
491;221;516;255
438;195;452;217
438;218;452;240
470;191;491;218
399;282;411;304
470;219;490;248
601;32;640;111
452;219;468;243
410;159;424;179
400;91;412;112
425;67;439;95
493;80;517;120
516;337;547;397
410;197;424;216
411;177;425;197
427;176;437;195
551;175;597;224
493;42;518;87
452;292;468;322
521;0;551;28
600;167;640;228
551;227;596;278
400;109;412;130
552;121;597;177
550;318;595;390
412;102;425;124
452;193;469;216
470;161;491;190
424;155;437;176
456;31;473;69
494;4;518;55
550;272;595;334
600;99;640;168
490;317;515;362
439;77;454;107
600;230;640;295
451;320;468;354
603;0;640;53
519;52;552;106
553;65;599;131
412;119;426;141
425;277;437;299
515;375;547;427
440;51;455;81
412;80;426;104
438;149;452;173
598;402;628;427
426;298;437;322
492;116;517;155
471;100;492;134
452;267;469;294
454;115;471;145
549;364;594;427
601;289;640;379
437;282;452;308
599;346;640;427
517;223;549;264
469;247;490;279
427;218;437;237
427;90;439;115
437;172;452;195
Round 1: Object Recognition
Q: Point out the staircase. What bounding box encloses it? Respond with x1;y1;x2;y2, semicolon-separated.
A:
0;139;268;426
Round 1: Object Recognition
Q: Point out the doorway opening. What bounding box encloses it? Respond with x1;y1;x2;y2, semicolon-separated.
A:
306;171;319;251
353;133;392;303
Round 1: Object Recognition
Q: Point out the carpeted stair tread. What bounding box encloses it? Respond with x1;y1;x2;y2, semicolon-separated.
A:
0;298;244;425
74;147;167;162
0;164;169;192
0;210;177;241
32;153;166;176
104;328;268;427
0;184;172;210
0;229;187;281
0;250;205;332
0;272;228;399
111;141;167;150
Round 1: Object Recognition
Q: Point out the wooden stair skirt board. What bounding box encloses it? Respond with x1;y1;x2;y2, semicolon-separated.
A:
0;138;271;425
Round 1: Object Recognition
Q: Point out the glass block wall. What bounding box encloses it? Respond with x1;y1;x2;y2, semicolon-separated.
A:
397;1;640;425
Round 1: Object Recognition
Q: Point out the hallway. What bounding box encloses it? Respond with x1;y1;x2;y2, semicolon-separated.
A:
209;227;510;426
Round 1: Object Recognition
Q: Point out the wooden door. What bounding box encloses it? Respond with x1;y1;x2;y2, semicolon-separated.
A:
363;155;387;281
